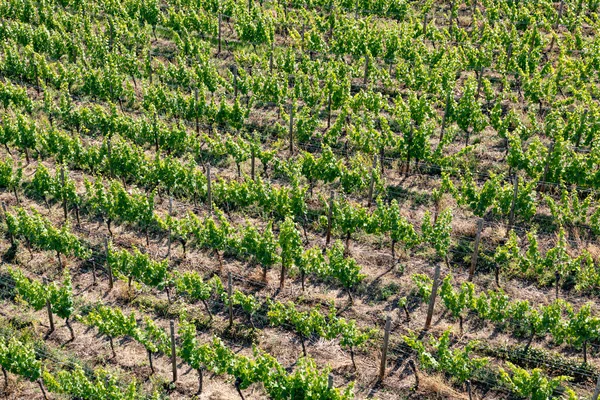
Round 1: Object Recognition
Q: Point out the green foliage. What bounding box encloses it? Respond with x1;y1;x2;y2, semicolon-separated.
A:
498;362;571;400
6;207;90;259
326;241;365;290
179;319;355;399
421;209;452;260
43;366;141;400
81;305;138;341
278;216;303;284
107;246;169;290
439;275;474;321
0;337;41;382
404;330;487;384
411;273;433;302
9;267;74;321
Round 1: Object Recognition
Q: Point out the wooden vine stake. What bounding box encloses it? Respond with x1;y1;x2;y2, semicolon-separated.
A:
269;40;274;73
424;263;441;330
206;163;212;215
476;65;484;99
104;238;113;291
328;374;334;389
170;320;177;383
380;146;385;176
251;150;256;181
92;257;97;286
507;175;518;233
378;316;391;382
166;196;173;259
363;53;369;86
194;88;200;135
327;90;332;128
468;219;484;281
228;272;234;329
540;141;555;192
2;202;12;245
556;0;565;29
107;135;113;177
367;155;377;208
233;66;238;100
43;278;54;336
60;167;68;222
555;270;560;300
289;101;294;156
592;373;600;400
325;190;334;247
408;359;419;389
217;13;222;54
37;379;48;400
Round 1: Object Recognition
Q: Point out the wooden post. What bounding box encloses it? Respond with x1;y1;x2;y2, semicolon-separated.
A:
380;146;385;176
508;175;518;231
251;129;257;181
424;263;441;330
378;316;391;382
440;90;451;143
448;1;454;35
555;270;560;300
289;102;294;156
106;136;113;177
327;90;332;128
206;163;212;214
541;142;555;192
92;259;97;286
228;272;233;328
505;43;513;70
60;167;68;222
108;17;114;52
43;278;54;335
408;359;419;389
104;238;113;291
1;202;11;246
166;197;173;258
467;380;473;400
576;0;584;17
37;378;48;400
217;13;222;54
363;54;369;86
592;373;600;400
269;40;274;73
325;191;334;247
251;151;256;181
367;155;377;207
153;114;160;156
328;374;334;389
233;66;238;100
170;320;177;383
575;110;588;149
147;49;153;84
468;219;483;281
194;88;200;135
476;65;484;99
555;0;564;28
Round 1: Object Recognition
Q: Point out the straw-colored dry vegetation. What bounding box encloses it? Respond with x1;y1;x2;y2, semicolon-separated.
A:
1;0;600;399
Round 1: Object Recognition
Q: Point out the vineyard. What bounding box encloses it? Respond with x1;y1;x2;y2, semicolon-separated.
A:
1;0;600;398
